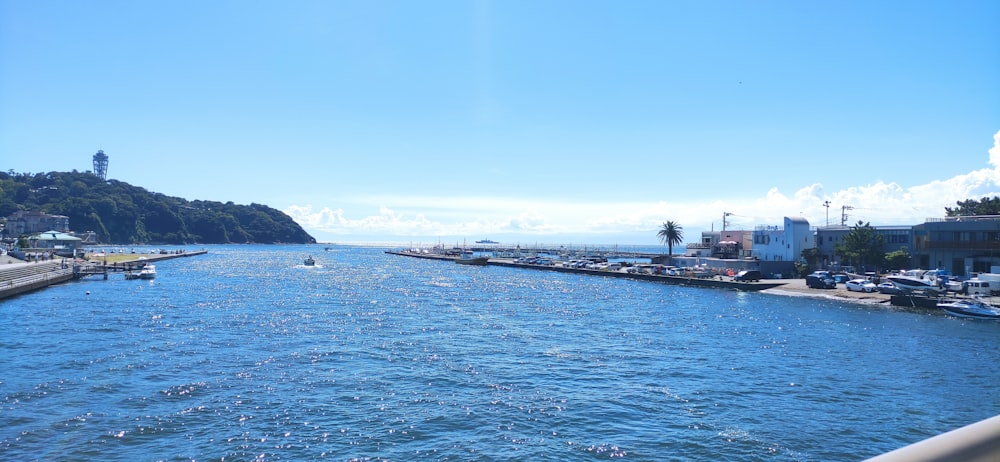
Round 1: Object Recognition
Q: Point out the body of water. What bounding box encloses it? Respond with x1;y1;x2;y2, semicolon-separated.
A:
2;245;998;461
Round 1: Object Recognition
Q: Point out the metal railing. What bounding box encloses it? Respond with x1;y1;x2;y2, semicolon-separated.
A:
864;414;1000;462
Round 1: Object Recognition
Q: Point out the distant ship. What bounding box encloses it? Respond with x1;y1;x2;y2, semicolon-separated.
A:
475;239;499;244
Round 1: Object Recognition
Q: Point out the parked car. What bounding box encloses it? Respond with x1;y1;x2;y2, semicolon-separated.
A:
806;272;836;289
846;279;878;292
877;281;902;295
832;273;851;283
734;270;762;282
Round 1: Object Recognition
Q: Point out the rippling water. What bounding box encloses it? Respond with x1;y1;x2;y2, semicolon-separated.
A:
2;245;998;461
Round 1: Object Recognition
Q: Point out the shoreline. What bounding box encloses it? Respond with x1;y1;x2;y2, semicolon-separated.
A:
760;277;893;305
386;250;787;292
387;249;960;313
0;250;207;300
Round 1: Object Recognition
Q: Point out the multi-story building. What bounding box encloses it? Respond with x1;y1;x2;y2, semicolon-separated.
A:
683;229;753;259
4;211;70;236
814;224;913;271
750;217;813;278
912;215;1000;276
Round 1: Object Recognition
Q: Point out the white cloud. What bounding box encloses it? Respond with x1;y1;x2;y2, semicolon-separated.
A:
287;129;1000;243
989;129;1000;168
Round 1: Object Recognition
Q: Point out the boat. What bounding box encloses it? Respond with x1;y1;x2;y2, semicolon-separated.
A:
938;297;1000;320
138;264;156;280
304;256;315;266
886;275;943;294
455;256;489;265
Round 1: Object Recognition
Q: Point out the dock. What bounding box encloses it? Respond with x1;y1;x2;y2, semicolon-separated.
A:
80;250;207;274
385;250;786;292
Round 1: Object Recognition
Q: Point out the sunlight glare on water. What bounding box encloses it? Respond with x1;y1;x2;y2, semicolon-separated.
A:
1;245;997;461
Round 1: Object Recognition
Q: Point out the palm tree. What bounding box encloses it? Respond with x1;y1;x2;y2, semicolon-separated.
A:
657;221;684;256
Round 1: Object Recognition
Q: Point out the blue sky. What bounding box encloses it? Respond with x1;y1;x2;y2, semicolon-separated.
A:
2;1;999;245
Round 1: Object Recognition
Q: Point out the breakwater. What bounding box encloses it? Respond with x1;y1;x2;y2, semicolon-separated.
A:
385;250;786;292
79;249;209;277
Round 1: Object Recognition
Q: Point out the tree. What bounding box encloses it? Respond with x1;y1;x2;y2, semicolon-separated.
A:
657;221;684;256
835;221;885;271
0;170;315;244
800;247;821;271
884;248;911;271
946;197;1000;216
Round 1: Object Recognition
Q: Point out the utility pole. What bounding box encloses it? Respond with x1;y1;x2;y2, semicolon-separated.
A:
823;200;831;226
723;212;733;231
841;205;854;226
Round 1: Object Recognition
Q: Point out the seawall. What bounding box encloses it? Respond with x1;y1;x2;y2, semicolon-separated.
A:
0;260;75;300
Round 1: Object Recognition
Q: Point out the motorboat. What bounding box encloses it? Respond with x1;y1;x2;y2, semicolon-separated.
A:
938;298;1000;320
138;264;156;280
304;256;316;266
886;275;943;294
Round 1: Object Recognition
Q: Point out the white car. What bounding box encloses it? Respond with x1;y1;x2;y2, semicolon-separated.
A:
846;279;878;292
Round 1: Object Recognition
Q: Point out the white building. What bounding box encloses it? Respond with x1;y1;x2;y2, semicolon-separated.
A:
751;217;814;277
751;217;813;261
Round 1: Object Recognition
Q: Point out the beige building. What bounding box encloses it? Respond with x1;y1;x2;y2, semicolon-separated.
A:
5;211;70;236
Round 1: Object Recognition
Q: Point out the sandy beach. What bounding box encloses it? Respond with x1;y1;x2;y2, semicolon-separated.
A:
761;277;894;305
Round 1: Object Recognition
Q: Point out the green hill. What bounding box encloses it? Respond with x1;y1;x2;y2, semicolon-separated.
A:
0;170;316;245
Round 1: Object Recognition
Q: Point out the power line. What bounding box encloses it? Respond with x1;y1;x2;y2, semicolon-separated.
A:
841;205;854;226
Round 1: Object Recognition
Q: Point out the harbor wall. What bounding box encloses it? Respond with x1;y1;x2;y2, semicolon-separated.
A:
0;267;74;300
385;251;786;292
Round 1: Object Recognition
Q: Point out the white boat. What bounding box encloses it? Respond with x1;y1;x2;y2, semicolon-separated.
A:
138;264;156;279
938;298;1000;320
886;275;943;294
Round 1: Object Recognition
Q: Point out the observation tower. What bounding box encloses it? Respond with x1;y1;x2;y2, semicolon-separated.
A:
93;149;109;180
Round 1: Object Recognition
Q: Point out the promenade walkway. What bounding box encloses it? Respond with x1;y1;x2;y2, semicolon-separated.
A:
0;257;75;300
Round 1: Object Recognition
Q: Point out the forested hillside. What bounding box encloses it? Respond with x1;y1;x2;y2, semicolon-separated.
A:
0;171;316;245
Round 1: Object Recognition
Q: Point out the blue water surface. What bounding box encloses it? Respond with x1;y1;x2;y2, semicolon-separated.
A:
1;245;998;461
